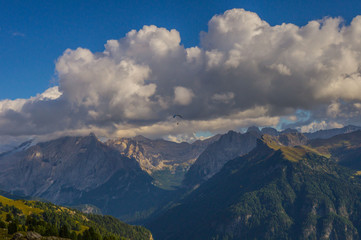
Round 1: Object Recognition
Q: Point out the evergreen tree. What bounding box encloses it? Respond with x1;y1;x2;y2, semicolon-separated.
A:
44;224;58;236
0;220;6;228
104;235;117;240
77;233;83;240
5;213;12;222
7;221;18;234
89;227;102;240
59;224;71;238
70;231;78;240
82;229;92;240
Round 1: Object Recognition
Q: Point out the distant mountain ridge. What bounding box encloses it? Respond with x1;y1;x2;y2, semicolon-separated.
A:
0;125;361;227
305;125;361;139
183;125;361;188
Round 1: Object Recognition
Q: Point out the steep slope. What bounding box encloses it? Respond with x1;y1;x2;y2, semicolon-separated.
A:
149;136;361;240
106;135;220;189
183;128;305;188
183;130;261;187
0;134;173;222
0;194;152;240
309;130;361;169
0;140;34;158
0;134;138;202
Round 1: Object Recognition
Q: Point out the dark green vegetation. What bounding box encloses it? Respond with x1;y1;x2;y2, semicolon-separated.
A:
0;195;152;240
148;133;361;240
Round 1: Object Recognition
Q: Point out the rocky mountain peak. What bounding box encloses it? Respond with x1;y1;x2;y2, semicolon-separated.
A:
183;130;260;187
261;127;279;136
133;135;150;142
246;126;262;136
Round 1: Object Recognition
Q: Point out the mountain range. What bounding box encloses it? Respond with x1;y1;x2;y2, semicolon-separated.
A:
1;125;361;239
148;132;361;239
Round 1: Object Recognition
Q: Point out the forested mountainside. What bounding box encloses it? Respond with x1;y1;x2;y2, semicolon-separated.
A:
148;133;361;240
0;194;152;240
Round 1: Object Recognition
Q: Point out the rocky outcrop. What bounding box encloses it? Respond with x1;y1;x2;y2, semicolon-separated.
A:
106;135;220;174
183;129;261;187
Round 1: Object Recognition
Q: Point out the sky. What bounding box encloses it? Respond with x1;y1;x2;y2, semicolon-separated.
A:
1;0;361;143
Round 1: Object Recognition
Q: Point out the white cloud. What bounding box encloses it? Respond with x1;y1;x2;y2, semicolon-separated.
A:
269;64;292;76
174;86;194;105
2;9;361;141
212;92;235;103
327;101;341;118
299;121;343;133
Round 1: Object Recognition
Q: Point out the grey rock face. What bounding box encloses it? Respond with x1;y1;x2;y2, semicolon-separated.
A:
0;134;142;205
183;130;260;187
106;135;220;174
261;127;279;136
11;233;25;240
25;232;42;240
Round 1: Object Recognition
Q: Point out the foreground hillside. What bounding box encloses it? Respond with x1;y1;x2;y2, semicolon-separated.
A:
148;134;361;239
0;194;152;240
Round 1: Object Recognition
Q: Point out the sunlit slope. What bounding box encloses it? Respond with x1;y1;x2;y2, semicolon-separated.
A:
0;195;152;240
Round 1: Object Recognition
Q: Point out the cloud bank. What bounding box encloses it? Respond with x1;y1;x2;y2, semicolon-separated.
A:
2;9;361;142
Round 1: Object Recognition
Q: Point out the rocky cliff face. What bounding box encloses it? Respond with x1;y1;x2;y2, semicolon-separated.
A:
106;135;220;174
106;135;220;189
0;134;137;201
183;129;261;187
0;134;174;222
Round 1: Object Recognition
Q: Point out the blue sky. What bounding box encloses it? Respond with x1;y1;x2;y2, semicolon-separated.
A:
1;0;361;142
1;0;361;100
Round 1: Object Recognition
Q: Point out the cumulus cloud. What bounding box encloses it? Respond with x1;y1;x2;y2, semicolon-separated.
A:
2;8;361;142
174;86;194;105
299;121;344;133
212;92;235;103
